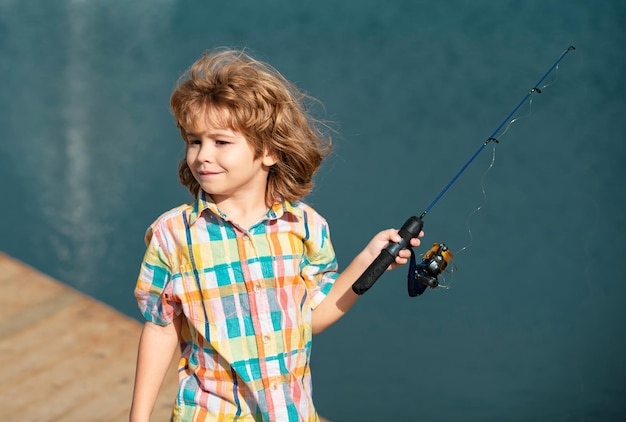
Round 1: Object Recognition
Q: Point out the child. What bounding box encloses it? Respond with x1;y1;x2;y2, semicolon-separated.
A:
130;48;422;422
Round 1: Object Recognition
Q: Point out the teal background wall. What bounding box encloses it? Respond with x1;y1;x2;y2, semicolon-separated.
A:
1;1;624;420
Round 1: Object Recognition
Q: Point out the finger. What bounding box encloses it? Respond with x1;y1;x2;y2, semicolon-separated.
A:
394;256;409;266
410;237;421;247
397;249;412;258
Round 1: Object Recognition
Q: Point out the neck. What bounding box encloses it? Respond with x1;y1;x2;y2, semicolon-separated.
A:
211;193;272;230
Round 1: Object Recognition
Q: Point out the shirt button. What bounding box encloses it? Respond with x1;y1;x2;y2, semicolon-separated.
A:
254;284;261;292
262;335;271;344
270;384;278;391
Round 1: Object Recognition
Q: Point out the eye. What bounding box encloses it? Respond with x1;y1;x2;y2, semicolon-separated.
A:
187;139;201;146
215;140;229;146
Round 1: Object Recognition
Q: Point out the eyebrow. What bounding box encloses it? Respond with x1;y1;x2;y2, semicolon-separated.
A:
185;129;237;139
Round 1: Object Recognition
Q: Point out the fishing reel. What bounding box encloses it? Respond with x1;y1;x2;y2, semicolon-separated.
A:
407;243;453;297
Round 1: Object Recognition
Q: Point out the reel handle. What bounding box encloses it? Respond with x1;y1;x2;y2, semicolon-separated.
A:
352;216;424;295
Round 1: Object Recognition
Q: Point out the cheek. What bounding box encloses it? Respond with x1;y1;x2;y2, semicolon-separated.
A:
185;148;195;165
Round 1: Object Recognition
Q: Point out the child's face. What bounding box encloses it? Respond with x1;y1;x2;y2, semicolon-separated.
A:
184;107;277;203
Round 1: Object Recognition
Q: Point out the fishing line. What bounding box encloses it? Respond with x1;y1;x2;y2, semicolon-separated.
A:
352;46;576;296
455;143;496;257
455;57;565;259
440;142;496;290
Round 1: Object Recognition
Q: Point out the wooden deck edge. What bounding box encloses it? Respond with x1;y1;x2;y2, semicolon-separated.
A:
0;251;178;422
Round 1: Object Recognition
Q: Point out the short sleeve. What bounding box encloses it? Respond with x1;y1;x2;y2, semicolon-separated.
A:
134;226;182;326
301;210;339;309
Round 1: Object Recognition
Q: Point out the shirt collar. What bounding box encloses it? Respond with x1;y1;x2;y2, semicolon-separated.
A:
188;190;303;226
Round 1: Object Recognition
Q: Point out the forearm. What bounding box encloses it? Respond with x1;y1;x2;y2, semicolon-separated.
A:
311;228;422;335
130;318;180;422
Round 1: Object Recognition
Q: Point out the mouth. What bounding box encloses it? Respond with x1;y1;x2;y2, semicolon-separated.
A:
198;169;221;177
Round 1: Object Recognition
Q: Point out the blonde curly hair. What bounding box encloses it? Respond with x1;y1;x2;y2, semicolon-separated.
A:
170;48;332;203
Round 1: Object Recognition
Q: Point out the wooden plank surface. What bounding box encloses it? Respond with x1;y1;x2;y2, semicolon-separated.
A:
0;252;178;421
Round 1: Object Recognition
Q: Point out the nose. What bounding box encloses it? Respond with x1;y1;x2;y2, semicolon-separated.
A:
195;142;214;163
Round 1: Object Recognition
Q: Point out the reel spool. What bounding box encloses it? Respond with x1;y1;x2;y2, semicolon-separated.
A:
408;243;453;297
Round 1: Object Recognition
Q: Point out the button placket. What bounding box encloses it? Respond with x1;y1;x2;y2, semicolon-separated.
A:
243;230;264;293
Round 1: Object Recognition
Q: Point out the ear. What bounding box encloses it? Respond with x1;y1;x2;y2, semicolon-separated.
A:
261;149;278;167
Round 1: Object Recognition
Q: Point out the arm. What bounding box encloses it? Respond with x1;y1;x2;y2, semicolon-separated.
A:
311;229;422;334
130;316;181;422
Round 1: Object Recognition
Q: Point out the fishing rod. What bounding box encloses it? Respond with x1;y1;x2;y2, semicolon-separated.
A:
352;45;576;296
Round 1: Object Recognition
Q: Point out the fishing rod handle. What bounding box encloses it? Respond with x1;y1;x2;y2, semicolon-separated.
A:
352;216;424;295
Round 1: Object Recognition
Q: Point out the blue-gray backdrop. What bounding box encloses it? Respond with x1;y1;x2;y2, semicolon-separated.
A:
1;1;624;420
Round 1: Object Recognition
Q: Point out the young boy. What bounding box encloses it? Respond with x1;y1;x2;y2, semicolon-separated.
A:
130;48;422;421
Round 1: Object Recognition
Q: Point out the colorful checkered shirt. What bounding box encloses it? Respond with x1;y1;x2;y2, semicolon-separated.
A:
135;191;338;421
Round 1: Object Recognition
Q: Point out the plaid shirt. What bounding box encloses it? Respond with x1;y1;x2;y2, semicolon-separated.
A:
135;191;338;421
